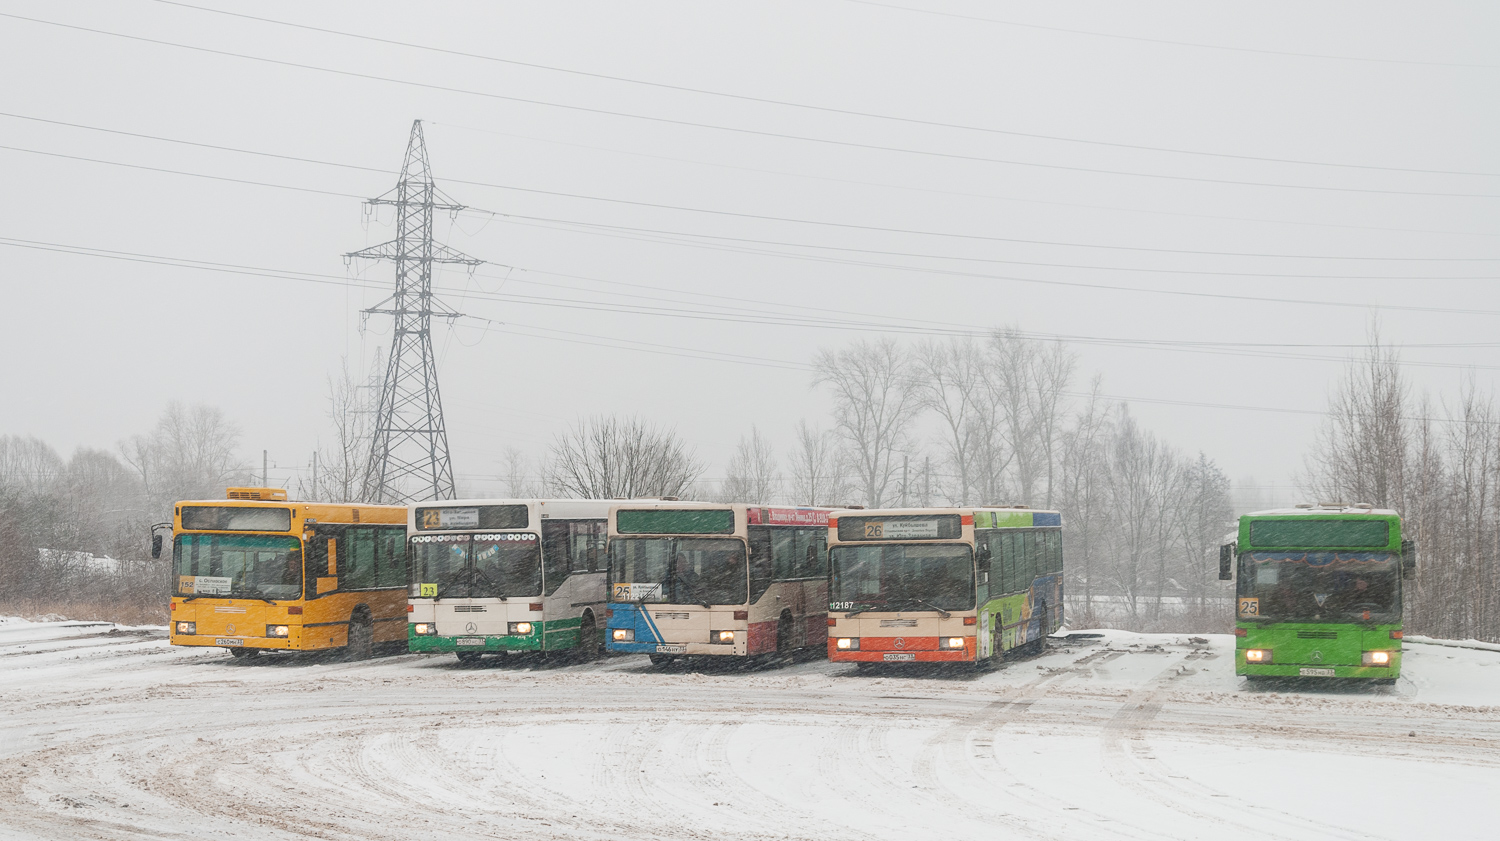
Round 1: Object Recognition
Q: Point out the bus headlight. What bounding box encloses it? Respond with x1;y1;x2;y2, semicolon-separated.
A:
175;621;196;635
612;628;633;642
412;623;436;636
1362;650;1392;666
940;637;967;650
835;637;859;650
711;630;735;644
266;625;290;638
508;622;533;636
1244;649;1272;663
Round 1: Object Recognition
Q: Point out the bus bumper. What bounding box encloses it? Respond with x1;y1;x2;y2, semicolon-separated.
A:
408;622;543;652
169;630;304;651
828;636;976;663
1237;655;1401;679
604;603;748;656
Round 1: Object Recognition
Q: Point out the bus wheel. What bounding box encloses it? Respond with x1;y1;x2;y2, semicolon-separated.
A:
456;652;482;664
345;612;373;661
648;654;676;667
576;611;601;662
229;648;259;660
777;611;794;656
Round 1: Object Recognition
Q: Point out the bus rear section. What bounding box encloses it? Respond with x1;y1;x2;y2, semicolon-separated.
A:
605;503;830;665
406;500;609;661
1221;505;1410;682
165;489;408;658
826;508;1062;666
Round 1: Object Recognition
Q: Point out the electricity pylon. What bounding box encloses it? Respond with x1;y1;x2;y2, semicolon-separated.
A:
346;120;480;503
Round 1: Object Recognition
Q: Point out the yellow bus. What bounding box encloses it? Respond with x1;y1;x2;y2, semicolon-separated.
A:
160;488;408;659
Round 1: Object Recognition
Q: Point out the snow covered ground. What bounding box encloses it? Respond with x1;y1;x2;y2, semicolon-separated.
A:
1;618;1497;840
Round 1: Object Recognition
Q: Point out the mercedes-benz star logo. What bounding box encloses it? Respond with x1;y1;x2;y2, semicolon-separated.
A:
1310;650;1323;662
893;637;906;649
225;623;235;634
465;622;478;634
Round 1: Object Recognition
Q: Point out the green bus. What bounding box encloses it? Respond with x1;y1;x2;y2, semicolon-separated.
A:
1219;505;1414;683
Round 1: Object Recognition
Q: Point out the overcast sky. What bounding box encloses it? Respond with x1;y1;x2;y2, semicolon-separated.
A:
1;1;1496;505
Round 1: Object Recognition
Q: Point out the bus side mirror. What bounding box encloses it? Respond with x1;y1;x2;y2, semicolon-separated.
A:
151;534;163;559
1218;544;1234;581
1402;539;1417;579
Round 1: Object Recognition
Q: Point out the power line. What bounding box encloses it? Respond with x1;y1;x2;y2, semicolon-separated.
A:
4;11;1495;199
6;138;1495;266
9;234;1500;375
433;121;1500;241
151;0;1500;177
18;107;1488;242
843;0;1500;70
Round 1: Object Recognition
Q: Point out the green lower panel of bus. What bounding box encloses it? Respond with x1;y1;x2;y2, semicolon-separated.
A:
407;616;584;653
1236;622;1402;679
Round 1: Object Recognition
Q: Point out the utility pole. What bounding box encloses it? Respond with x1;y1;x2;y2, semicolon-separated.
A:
923;456;930;507
901;454;909;507
311;451;319;500
347;120;481;504
262;450;268;488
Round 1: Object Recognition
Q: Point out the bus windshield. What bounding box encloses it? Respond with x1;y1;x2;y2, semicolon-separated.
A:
1239;551;1400;621
609;538;748;606
829;543;975;611
174;534;302;599
410;534;542;599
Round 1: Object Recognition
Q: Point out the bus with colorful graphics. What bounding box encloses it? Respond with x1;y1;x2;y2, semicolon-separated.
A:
406;499;610;662
160;488;408;658
1220;504;1412;683
605;502;833;665
827;507;1063;667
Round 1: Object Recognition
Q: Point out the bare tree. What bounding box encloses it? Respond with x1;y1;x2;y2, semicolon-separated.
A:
119;402;242;512
1056;378;1112;623
813;337;920;507
0;435;65;497
913;338;987;505
1303;332;1409;508
787;420;850;506
300;358;377;503
987;330;1076;507
546;415;704;499
500;447;543;498
718;426;782;503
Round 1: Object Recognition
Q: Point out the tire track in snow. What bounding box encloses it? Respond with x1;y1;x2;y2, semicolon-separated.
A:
1097;648;1402;841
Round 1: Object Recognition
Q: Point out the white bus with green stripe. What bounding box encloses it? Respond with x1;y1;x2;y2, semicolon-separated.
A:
406;499;609;662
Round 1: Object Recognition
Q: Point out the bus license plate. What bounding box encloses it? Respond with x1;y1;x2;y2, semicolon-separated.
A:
655;644;687;654
883;652;916;662
1299;667;1335;677
215;638;243;646
456;638;486;646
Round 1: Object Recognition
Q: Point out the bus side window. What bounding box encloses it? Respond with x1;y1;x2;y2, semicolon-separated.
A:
541;521;571;596
585;521;606;572
342;527;377;590
376;527;406;587
1042;530;1060;574
1002;531;1019;594
568;521;604;573
1021;530;1038;585
770;529;796;580
748;526;773;602
803;528;828;578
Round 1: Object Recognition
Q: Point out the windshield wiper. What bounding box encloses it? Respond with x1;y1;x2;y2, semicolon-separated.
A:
471;567;507;600
842;605;875;618
676;579;713;609
891;597;952;619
